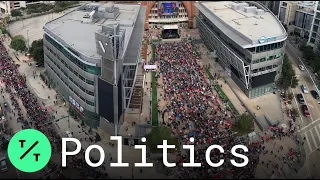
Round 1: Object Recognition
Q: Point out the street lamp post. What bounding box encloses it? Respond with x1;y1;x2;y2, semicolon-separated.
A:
27;30;29;51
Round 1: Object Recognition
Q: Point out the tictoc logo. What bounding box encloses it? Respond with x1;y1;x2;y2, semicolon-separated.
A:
258;36;266;44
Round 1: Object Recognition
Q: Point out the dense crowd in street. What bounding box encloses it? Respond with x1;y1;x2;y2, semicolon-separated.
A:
155;42;260;178
0;40;106;179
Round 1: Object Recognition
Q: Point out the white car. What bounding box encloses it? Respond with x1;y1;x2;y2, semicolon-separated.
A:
299;65;305;71
301;84;309;94
65;131;72;138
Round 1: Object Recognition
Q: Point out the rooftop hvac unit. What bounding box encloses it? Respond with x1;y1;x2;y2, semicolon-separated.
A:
255;9;264;15
238;2;249;10
231;3;240;10
244;6;257;13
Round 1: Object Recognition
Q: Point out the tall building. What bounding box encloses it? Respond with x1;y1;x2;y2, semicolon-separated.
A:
195;1;287;98
278;1;314;38
141;1;196;30
43;2;145;135
0;1;55;15
308;1;320;54
258;1;281;16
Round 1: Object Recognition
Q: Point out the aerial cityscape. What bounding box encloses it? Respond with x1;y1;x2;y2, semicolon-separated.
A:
0;0;320;179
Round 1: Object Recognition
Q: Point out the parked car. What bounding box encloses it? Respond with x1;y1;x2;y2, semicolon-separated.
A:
0;157;8;172
35;63;43;67
299;65;305;71
302;105;311;117
65;131;72;138
301;84;309;94
297;93;305;104
311;90;320;103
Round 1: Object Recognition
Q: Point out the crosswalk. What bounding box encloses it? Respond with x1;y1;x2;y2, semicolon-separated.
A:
303;124;320;155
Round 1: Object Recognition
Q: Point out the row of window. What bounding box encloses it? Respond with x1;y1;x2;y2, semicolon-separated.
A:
44;34;101;76
251;64;280;73
46;56;95;107
252;53;282;64
45;46;95;86
247;41;285;53
45;48;95;97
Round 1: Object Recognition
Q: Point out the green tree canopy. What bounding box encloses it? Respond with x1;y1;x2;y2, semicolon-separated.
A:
11;9;22;17
10;35;26;52
299;45;320;81
54;1;79;13
26;3;54;14
146;126;177;153
0;27;7;34
277;54;299;92
30;39;44;64
233;113;254;135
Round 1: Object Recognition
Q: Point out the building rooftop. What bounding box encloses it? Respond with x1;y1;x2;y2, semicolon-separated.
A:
196;1;286;47
44;3;144;62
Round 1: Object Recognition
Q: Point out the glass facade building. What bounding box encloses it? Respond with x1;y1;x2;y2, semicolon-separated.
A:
195;1;287;98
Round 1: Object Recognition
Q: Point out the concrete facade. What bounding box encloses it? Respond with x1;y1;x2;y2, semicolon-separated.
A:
278;1;314;39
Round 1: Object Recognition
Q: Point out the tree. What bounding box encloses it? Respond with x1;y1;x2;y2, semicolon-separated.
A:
277;54;299;93
235;114;254;133
10;35;26;52
54;1;79;13
146;126;177;153
291;108;298;117
0;27;7;34
30;39;44;64
11;9;22;17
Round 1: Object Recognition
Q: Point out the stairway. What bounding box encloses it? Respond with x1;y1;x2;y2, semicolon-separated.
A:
128;75;144;110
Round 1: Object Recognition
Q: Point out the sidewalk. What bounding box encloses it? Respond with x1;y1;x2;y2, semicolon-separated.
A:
118;42;153;137
197;45;246;115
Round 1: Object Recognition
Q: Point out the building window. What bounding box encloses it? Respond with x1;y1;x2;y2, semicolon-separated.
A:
311;38;316;44
86;90;94;96
86;100;95;106
79;75;85;81
86;79;94;85
44;34;101;76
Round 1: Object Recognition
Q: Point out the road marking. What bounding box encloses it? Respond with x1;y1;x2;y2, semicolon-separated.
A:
292;89;303;123
298;57;318;91
301;118;320;131
305;132;313;153
310;130;319;148
308;103;314;108
315;125;320;139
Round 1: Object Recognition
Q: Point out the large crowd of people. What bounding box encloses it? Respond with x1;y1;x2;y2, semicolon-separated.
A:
155;42;260;178
0;40;106;178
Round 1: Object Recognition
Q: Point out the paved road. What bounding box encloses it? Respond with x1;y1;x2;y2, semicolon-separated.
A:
286;40;320;178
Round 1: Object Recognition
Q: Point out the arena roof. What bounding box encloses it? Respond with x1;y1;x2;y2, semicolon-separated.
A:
44;3;145;62
195;1;287;47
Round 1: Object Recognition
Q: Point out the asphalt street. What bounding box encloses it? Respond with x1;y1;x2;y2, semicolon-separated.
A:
286;40;320;178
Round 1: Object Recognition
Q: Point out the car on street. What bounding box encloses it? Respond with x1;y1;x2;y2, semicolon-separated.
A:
301;84;309;93
0;157;8;172
311;90;320;103
302;105;311;117
65;131;72;138
297;93;305;104
299;65;305;71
